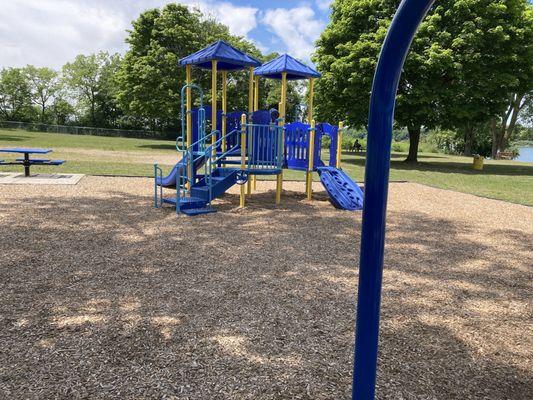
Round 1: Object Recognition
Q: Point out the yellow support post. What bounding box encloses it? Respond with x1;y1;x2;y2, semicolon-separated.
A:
337;121;344;169
306;119;316;200
253;75;260;191
186;65;192;190
240;114;247;208
254;76;260;111
186;65;192;148
276;72;287;205
247;67;254;195
308;78;314;124
221;70;227;153
211;60;218;155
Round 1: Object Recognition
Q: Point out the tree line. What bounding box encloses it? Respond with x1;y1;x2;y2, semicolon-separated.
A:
314;0;533;161
0;4;302;133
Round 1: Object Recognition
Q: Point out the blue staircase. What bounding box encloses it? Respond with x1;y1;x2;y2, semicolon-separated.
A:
155;115;284;216
155;126;244;216
176;168;239;216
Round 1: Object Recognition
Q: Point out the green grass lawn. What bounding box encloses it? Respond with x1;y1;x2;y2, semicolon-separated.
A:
1;128;532;205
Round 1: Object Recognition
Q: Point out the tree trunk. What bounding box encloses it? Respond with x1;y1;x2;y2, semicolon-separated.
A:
490;118;500;159
405;125;421;163
464;125;474;156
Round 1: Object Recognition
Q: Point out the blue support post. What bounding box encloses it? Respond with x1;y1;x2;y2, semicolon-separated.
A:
352;0;436;399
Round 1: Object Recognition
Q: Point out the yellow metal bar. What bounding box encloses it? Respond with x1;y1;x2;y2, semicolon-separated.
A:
240;114;247;208
337;121;344;169
247;67;254;195
211;60;218;153
186;65;192;147
280;72;287;119
221;70;227;153
276;72;287;205
254;76;260;111
306;119;316;200
252;75;259;191
308;78;314;123
186;65;192;190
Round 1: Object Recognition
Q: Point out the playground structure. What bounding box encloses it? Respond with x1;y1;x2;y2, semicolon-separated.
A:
154;41;364;216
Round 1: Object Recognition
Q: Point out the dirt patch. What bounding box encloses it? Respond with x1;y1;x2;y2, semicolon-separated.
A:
0;178;531;399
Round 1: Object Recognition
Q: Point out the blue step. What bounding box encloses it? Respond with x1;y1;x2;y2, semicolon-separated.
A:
181;207;216;216
191;168;238;201
162;196;206;210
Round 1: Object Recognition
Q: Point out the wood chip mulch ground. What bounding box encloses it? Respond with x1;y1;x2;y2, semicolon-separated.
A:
0;177;531;399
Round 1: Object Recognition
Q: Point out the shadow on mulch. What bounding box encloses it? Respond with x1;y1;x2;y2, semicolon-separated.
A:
0;190;531;399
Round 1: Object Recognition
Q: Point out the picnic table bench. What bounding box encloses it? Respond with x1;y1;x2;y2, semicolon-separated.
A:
0;148;65;176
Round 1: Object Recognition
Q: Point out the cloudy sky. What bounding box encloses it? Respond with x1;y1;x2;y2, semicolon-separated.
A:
0;0;332;69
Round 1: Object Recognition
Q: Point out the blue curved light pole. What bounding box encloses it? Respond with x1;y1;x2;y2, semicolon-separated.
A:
352;0;436;399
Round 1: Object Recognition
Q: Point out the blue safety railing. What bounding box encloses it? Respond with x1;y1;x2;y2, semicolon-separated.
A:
245;122;284;173
203;129;241;207
175;128;221;212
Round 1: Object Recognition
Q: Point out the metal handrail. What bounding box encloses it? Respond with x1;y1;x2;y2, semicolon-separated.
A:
153;164;163;208
202;129;241;208
179;84;205;152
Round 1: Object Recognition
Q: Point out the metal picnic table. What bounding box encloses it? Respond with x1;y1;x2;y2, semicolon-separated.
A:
0;148;65;177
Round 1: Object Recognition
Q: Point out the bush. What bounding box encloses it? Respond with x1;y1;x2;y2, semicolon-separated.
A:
391;141;408;152
427;129;459;154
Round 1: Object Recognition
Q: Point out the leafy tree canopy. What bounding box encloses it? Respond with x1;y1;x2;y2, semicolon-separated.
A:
314;0;532;160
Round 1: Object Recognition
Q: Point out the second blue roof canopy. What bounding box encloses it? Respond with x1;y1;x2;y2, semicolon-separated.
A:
179;40;261;71
254;54;321;81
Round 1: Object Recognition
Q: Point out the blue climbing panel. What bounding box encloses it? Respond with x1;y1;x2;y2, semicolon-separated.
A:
317;166;364;210
284;122;324;171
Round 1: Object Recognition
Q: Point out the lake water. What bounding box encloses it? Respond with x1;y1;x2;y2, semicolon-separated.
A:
516;147;533;162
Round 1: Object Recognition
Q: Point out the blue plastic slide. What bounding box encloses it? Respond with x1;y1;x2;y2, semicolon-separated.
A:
317;166;364;210
156;156;205;188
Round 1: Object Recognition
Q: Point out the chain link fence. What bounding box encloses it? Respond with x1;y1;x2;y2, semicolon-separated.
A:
0;120;177;140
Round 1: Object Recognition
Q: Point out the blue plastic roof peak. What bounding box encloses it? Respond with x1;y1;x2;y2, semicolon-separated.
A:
254;54;321;80
179;40;261;71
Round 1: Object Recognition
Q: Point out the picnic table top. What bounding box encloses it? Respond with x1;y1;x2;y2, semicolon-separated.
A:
0;147;52;154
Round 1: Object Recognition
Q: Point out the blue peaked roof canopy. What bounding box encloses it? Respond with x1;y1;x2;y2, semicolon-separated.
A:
179;40;261;71
254;54;321;80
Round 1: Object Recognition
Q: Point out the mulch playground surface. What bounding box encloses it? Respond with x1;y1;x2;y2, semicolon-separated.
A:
1;177;531;399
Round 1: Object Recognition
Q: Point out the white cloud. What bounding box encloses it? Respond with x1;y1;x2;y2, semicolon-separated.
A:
315;0;333;11
209;3;258;37
262;6;324;62
0;0;258;69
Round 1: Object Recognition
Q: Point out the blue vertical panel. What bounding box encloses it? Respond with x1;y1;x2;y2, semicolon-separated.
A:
352;0;436;399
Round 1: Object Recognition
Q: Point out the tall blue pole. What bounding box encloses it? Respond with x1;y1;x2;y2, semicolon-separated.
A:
352;0;436;399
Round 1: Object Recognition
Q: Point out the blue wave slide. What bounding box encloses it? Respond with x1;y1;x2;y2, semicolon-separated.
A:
317;166;364;210
156;156;205;188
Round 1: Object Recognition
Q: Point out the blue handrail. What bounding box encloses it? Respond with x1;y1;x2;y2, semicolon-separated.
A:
352;0;436;399
179;84;205;152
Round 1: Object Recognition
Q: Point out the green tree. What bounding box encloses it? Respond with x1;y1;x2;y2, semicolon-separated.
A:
0;67;33;121
24;65;60;122
436;0;532;155
63;52;119;126
117;4;265;130
117;5;205;130
489;5;533;157
314;0;452;162
314;0;532;161
51;97;75;125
